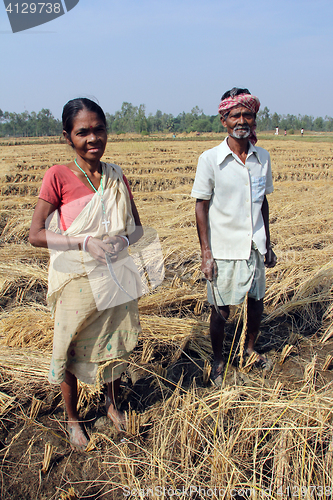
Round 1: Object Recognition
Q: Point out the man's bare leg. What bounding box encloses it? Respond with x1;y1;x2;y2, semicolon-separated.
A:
60;370;88;450
106;378;126;432
246;297;267;364
210;305;229;383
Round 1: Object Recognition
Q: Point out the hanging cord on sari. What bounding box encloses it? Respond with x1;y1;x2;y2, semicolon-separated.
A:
105;252;135;302
74;159;110;233
75;159;134;301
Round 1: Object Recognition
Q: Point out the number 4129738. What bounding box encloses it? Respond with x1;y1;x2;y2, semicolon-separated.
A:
277;485;332;497
5;3;61;14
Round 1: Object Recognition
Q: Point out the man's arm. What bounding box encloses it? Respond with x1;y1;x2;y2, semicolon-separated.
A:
195;199;216;280
261;195;277;268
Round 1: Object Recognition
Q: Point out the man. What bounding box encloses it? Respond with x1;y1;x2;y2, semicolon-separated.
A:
191;87;277;386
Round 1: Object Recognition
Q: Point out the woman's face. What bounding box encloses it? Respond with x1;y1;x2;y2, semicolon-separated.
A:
66;108;107;162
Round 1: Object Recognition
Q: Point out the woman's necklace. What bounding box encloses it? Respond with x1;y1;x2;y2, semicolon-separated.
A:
74;158;110;232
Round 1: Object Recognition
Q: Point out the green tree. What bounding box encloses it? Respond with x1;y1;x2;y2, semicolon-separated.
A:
271;112;280;128
257;107;271;131
325;116;333;131
313;116;324;131
134;104;148;134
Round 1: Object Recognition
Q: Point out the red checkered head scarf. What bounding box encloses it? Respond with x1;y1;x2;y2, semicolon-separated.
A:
218;93;260;145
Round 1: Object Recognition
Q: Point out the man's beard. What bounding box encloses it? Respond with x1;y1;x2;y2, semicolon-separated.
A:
230;124;251;139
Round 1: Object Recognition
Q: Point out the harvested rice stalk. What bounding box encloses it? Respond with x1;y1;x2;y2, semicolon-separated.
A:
127;409;141;436
322;355;333;371
138;285;205;315
203;359;211;384
85;433;98;452
320;304;333;343
238;294;248;370
272;429;291;493
321;325;333;343
304;355;317;383
272;380;284;396
324;429;333;473
0;391;15;416
0;304;53;351
264;262;333;326
0;346;50;382
41;443;55;474
29;396;42;420
60;487;77;500
279;344;294;364
1;210;33;242
194;299;204;315
243;352;260;373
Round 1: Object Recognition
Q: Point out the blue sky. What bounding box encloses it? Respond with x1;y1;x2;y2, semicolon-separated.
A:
1;0;333;119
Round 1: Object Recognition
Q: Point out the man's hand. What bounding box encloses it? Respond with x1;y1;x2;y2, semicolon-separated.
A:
201;249;217;281
265;246;277;268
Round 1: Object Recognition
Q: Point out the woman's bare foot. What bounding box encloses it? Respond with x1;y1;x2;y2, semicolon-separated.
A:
106;403;127;432
68;420;89;451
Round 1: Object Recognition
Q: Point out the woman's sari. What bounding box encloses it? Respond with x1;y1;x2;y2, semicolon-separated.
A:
47;163;141;385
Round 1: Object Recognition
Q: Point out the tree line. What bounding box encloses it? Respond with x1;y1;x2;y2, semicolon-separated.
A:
1;103;333;137
256;107;333;133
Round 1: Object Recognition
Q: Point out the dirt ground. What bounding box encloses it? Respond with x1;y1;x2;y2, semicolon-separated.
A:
2;323;333;500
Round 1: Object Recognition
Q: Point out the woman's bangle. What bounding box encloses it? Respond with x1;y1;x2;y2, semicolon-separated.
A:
118;235;129;249
83;235;92;252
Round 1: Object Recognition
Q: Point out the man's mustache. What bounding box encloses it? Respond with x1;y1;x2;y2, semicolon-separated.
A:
234;125;251;131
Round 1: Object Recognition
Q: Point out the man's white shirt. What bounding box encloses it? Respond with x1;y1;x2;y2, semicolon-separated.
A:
191;138;274;260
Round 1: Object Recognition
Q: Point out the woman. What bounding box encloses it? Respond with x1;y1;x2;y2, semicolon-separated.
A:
29;98;143;450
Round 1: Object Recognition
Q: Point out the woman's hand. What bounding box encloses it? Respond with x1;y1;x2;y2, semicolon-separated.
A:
86;235;126;265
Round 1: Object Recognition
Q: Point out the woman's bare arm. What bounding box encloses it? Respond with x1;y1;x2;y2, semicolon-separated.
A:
128;199;143;244
29;197;143;264
29;199;116;264
29;198;79;250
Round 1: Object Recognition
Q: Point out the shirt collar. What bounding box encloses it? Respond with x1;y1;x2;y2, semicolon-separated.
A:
216;137;262;165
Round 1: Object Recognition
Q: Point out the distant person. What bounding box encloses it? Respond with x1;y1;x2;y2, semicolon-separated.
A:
275;127;279;135
192;87;277;386
29;98;143;449
284;129;287;136
301;128;304;136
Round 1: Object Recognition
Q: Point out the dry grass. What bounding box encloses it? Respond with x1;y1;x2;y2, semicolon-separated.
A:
1;345;333;497
0;135;333;498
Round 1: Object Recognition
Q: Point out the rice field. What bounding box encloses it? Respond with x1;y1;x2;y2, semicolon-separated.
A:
1;133;333;499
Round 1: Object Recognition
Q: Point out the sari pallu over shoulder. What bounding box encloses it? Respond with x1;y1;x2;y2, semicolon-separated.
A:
46;163;136;313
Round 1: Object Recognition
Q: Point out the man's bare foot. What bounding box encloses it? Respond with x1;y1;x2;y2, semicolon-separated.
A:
67;420;89;451
107;404;127;432
211;359;225;387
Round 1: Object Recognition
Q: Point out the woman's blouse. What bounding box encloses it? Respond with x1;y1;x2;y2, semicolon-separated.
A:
39;164;133;231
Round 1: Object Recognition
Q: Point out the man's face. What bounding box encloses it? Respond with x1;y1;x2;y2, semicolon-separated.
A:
221;106;255;140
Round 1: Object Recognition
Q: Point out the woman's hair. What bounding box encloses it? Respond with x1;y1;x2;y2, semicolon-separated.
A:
62;98;107;138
